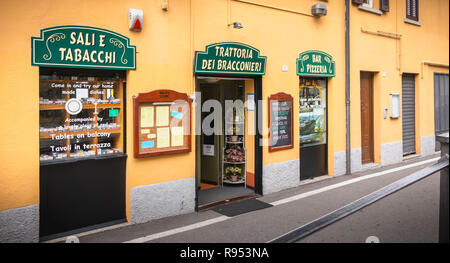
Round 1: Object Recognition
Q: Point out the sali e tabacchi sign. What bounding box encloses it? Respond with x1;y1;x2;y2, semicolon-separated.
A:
32;25;136;70
194;42;266;75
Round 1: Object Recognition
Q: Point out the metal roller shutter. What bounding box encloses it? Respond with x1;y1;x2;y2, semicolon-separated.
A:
434;73;449;151
402;74;416;155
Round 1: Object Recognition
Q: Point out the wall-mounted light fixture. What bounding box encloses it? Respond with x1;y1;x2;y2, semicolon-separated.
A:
162;0;168;11
311;3;327;17
228;22;243;29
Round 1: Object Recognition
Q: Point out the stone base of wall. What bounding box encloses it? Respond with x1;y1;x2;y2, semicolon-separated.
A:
334;148;363;176
334;151;347;176
335;141;414;175
381;141;403;165
131;178;195;224
421;135;436;156
263;159;300;195
0;204;39;243
351;148;362;172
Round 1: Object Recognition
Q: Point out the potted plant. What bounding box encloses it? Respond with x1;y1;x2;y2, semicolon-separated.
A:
225;166;242;182
227;125;241;142
225;145;244;163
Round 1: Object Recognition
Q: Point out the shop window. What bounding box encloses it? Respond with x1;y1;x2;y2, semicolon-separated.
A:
39;69;124;161
299;79;327;147
406;0;419;21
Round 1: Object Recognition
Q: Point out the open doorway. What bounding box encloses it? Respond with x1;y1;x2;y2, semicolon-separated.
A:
196;77;256;208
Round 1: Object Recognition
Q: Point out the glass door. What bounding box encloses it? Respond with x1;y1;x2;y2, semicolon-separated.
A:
299;78;328;179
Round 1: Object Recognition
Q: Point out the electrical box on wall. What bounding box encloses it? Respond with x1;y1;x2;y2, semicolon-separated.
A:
129;8;143;32
390;94;400;118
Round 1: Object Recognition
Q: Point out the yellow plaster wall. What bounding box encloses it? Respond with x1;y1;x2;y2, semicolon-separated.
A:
0;0;350;213
1;0;447;218
191;0;346;171
0;0;195;219
350;0;449;156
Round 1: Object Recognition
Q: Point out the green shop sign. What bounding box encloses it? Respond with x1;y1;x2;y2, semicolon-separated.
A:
194;42;266;75
297;50;335;77
32;25;136;70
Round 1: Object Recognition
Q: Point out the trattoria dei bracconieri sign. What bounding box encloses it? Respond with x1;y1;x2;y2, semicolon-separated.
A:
194;42;266;75
32;26;136;70
297;50;335;77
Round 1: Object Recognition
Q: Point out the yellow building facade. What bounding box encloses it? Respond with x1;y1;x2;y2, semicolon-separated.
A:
0;0;448;242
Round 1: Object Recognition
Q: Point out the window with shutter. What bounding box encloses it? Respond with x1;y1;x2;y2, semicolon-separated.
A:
352;0;364;5
406;0;419;21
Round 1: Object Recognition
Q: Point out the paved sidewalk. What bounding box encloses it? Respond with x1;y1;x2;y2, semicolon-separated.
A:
47;153;441;243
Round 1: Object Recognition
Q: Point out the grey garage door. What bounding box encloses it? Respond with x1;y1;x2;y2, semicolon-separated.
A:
434;73;449;151
402;74;416;155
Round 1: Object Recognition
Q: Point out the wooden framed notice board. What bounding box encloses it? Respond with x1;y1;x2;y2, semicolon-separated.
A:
133;89;192;158
268;92;294;152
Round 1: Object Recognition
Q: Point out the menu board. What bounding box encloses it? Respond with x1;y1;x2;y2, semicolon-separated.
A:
268;92;294;152
133;90;192;158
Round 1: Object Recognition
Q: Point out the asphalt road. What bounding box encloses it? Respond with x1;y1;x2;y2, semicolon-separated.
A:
66;154;441;243
298;172;440;243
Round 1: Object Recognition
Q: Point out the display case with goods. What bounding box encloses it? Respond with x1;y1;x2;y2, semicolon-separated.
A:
222;107;246;186
39;72;124;163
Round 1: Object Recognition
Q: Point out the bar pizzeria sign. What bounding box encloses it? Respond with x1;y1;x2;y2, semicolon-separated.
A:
32;25;136;70
297;50;335;77
194;42;266;75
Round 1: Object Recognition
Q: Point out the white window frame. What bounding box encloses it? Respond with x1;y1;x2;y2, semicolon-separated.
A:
361;0;374;8
358;0;383;15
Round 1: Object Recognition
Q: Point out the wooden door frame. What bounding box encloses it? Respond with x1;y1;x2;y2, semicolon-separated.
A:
360;71;375;164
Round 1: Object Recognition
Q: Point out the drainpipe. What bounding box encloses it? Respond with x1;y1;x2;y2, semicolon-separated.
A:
345;0;351;175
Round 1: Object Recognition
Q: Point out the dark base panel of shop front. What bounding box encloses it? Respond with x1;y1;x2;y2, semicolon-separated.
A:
39;154;127;240
300;145;327;180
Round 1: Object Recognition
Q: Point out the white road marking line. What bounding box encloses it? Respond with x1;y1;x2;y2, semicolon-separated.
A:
123;157;439;243
43;222;131;243
269;157;439;206
123;215;230;243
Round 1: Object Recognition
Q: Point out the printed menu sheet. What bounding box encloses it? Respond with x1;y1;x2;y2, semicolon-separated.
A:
140;106;154;128
156;106;169;127
171;126;184;147
156;127;170;148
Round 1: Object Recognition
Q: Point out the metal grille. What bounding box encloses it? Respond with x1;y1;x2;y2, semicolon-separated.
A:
402;74;416;155
435;73;450;151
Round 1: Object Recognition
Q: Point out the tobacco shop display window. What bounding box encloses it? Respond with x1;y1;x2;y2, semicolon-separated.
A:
39;69;125;162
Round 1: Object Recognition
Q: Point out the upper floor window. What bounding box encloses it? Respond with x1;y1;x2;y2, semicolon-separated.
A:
406;0;419;21
352;0;389;13
361;0;374;8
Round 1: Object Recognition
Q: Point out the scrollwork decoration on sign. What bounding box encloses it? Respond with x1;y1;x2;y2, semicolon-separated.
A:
43;33;65;60
32;26;136;69
324;56;332;74
109;38;128;64
296;50;335;77
300;54;309;72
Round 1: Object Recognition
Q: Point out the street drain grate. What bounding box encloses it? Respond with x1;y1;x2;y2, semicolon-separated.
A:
212;198;273;217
